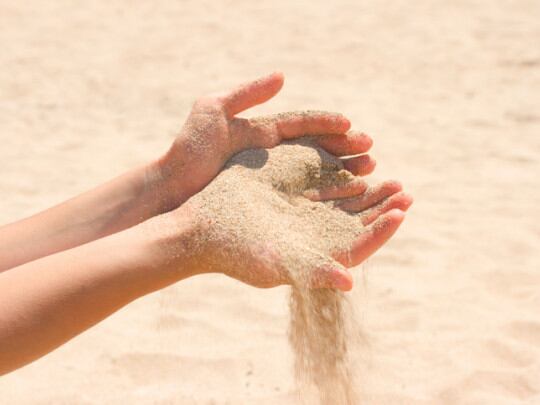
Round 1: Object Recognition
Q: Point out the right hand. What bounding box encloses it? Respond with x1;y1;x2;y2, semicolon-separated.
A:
160;141;412;291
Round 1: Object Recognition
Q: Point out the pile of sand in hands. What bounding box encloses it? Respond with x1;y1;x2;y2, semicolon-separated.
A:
189;138;367;404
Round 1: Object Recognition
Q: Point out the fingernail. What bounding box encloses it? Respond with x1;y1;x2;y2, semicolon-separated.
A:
334;271;353;291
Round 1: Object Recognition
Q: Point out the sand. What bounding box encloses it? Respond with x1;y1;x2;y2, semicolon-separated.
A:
190;140;362;284
1;1;539;404
189;140;362;404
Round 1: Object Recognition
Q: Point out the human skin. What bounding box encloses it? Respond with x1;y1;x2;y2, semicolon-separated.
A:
0;72;375;272
0;72;412;374
179;142;414;291
0;169;411;375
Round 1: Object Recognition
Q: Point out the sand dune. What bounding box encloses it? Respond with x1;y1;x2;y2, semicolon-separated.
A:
1;0;539;403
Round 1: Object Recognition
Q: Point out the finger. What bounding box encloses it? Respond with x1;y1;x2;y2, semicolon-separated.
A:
303;177;367;202
250;111;350;140
309;260;353;291
315;131;373;156
342;155;376;176
221;72;285;117
333;209;406;267
276;111;351;138
337;180;403;212
360;192;413;225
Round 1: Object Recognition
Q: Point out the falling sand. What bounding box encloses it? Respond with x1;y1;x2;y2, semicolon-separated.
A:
188;138;368;404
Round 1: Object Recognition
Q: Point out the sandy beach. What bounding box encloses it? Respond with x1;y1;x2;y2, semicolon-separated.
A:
0;1;539;403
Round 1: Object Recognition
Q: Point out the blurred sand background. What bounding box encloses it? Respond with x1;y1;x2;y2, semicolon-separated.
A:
1;1;539;404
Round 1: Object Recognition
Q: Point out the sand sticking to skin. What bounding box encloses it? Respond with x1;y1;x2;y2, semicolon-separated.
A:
2;3;539;403
189;139;365;404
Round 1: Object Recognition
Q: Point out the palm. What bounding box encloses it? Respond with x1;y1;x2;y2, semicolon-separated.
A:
187;139;412;291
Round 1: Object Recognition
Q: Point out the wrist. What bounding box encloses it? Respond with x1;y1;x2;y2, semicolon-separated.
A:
135;203;206;287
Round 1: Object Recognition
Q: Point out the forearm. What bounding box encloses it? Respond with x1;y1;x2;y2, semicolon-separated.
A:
0;212;196;375
0;161;176;271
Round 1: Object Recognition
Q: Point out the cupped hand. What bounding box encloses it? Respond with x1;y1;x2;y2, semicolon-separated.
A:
154;72;375;209
168;141;412;292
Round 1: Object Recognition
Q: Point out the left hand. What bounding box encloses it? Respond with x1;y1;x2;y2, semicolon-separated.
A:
151;139;412;292
152;72;376;210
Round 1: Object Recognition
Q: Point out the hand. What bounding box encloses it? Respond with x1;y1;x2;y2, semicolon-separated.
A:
160;140;412;292
153;72;375;210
